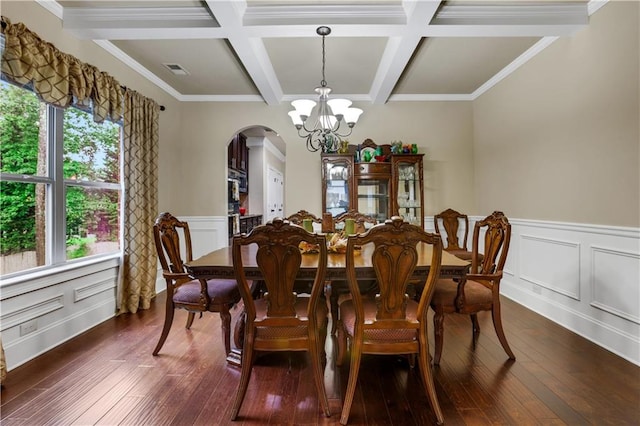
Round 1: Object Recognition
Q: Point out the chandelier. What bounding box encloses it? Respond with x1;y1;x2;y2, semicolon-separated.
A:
288;26;363;153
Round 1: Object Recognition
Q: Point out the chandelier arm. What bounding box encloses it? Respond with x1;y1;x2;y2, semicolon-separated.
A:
299;118;319;135
309;130;326;152
306;134;321;152
297;126;311;139
331;126;353;139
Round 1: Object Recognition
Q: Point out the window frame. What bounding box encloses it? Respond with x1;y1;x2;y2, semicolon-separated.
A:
0;85;123;280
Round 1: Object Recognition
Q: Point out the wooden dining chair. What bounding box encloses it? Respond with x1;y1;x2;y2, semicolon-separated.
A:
334;209;377;234
230;218;331;420
430;211;514;365
329;209;378;334
152;212;241;356
285;209;322;226
336;216;444;425
434;208;474;261
285;210;323;294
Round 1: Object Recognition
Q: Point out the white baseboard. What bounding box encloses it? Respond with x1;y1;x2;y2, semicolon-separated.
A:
4;298;116;370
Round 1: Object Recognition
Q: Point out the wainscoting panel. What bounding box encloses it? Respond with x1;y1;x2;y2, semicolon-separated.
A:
590;245;640;324
494;218;640;366
519;234;581;300
183;216;229;259
1;257;119;370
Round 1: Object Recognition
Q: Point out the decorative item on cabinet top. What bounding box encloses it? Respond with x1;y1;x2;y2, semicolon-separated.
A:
390;140;419;155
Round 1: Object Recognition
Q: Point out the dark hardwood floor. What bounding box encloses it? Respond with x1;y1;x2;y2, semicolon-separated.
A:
2;292;638;425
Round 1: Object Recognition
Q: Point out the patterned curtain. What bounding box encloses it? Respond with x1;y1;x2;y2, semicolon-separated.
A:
1;16;160;313
118;90;159;314
0;335;6;385
0;16;122;123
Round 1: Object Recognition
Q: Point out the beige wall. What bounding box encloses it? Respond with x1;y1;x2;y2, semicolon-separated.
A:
473;1;640;227
1;0;184;218
179;101;475;218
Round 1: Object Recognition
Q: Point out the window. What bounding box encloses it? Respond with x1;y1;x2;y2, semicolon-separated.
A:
0;81;122;277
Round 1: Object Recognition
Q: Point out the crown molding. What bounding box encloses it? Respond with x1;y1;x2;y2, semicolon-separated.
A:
35;0;63;19
93;40;183;100
388;94;474;102
471;36;559;100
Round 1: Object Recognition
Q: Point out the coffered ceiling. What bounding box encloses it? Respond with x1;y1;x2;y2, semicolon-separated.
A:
45;0;596;105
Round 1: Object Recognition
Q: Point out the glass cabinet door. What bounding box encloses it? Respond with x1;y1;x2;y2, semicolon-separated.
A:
322;155;353;217
392;155;424;228
356;177;390;223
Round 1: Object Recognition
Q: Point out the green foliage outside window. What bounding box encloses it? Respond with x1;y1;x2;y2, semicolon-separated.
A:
0;82;121;261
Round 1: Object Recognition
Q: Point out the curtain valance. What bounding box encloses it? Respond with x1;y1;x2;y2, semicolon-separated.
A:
1;16;123;123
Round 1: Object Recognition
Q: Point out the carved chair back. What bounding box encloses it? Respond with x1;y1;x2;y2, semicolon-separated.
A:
345;216;442;334
471;210;511;276
434;208;470;251
154;212;193;285
285;209;322;225
335;209;377;234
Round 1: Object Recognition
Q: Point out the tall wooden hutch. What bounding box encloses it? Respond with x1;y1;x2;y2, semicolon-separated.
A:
321;140;425;228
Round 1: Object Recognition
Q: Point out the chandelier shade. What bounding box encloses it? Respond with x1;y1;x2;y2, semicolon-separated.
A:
288;26;363;153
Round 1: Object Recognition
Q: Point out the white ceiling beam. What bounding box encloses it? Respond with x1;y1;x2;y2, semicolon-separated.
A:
424;24;587;37
369;1;441;105
243;4;406;26
429;2;589;36
432;3;589;26
205;0;283;106
62;6;218;39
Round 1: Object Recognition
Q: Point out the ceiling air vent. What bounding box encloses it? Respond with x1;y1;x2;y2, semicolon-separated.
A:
163;63;189;76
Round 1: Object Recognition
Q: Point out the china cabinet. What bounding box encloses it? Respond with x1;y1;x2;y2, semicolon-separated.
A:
391;154;424;228
321;140;425;227
321;154;354;217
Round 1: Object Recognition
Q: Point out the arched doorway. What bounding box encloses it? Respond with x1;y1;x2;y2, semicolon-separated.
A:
226;126;286;235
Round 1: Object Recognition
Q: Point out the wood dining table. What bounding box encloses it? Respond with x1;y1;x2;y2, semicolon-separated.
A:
185;243;470;281
185;242;470;365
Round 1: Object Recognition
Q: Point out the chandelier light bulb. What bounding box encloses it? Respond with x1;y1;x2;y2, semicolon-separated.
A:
288;111;303;128
343;107;363;126
291;99;316;120
327;98;352;119
319;114;337;130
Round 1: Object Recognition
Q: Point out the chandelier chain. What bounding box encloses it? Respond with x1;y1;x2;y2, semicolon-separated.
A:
321;33;327;88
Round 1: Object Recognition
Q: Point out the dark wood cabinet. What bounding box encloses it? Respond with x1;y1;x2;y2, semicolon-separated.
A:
228;133;248;172
228;132;249;192
321;140;424;227
239;214;262;234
